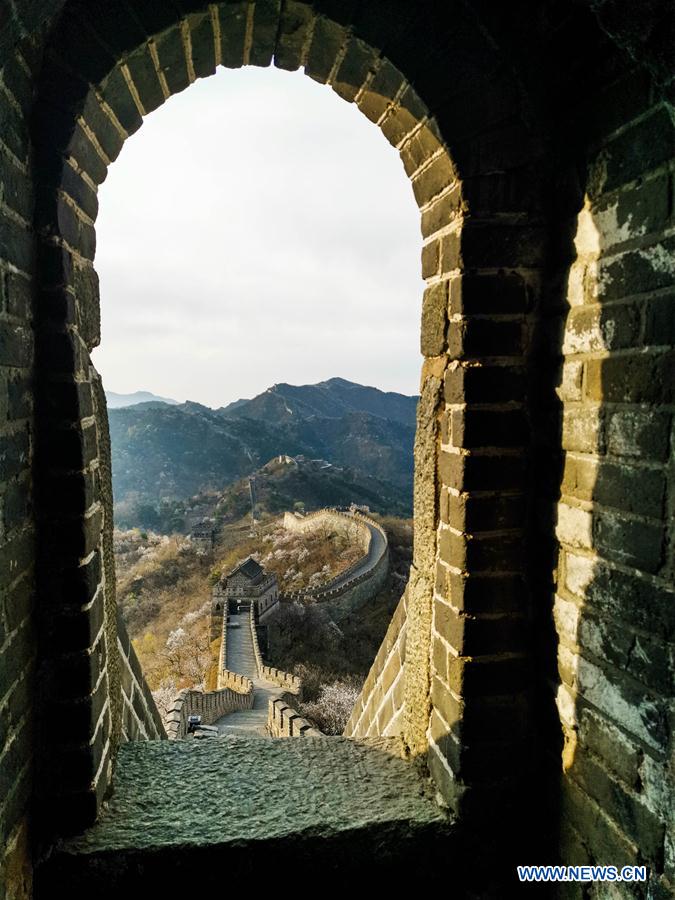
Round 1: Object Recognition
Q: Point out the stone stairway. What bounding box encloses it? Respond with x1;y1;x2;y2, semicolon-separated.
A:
36;735;453;895
215;611;281;736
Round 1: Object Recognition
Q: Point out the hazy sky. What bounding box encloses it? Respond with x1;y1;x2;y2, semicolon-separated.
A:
94;65;424;408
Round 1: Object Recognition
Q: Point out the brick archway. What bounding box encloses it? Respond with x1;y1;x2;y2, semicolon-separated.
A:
32;0;551;835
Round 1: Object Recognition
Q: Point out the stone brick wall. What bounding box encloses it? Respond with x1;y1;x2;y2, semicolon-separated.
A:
344;590;407;740
165;685;254;740
116;613;165;742
268;696;321;738
0;33;40;900
0;1;672;895
549;71;675;893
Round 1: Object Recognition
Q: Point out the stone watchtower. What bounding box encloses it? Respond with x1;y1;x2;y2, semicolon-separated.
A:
210;557;278;640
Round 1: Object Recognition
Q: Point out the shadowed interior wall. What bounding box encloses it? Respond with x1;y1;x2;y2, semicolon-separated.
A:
0;2;672;898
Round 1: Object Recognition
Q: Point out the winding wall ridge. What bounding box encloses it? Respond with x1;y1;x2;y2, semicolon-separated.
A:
263;509;389;613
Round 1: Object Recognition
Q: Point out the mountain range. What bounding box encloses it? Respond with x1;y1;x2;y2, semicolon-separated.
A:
107;378;417;520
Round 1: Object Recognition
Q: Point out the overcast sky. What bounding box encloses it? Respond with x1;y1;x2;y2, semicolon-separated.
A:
94;65;424;408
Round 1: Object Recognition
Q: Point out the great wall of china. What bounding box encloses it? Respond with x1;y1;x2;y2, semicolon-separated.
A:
169;507;390;740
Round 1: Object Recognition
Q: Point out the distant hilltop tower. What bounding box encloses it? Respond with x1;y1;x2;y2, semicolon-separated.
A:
210;557;278;640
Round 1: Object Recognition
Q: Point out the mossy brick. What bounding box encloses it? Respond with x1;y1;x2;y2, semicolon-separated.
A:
99;67;142;135
585;351;675;404
188;13;216;79
218;2;248;68
420;281;448;356
154;25;190;95
125;45;165;114
305;16;345;83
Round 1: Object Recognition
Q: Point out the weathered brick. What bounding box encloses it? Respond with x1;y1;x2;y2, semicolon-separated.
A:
421;240;439;278
572;753;664;860
606;409;670;461
592;105;675;195
249;0;280;68
275;1;315;73
420;281;447;356
594;510;664;573
125;44;165;115
585;351;675;404
98;66;142;135
598;235;675;302
421;184;462;237
188;12;216;79
305;16;345;84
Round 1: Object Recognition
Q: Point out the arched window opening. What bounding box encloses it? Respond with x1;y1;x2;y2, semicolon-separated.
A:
96;66;422;737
